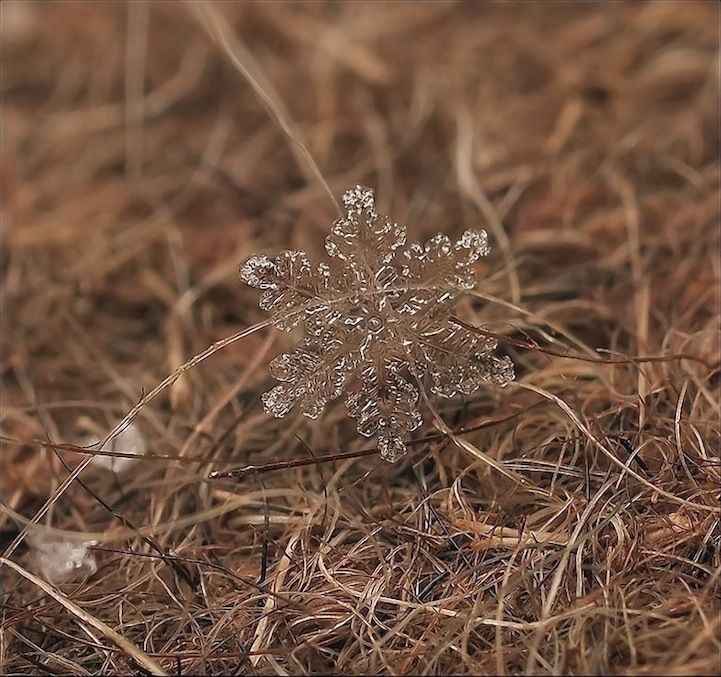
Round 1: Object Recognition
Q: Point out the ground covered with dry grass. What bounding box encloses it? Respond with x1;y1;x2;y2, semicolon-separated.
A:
2;2;719;675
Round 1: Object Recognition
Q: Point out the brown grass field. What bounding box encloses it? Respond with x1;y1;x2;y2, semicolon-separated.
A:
2;1;719;674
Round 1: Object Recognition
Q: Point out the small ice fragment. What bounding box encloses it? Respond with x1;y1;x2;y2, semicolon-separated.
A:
87;422;147;473
29;532;97;583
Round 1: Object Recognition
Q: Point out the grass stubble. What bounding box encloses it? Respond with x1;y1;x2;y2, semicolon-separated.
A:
1;1;719;674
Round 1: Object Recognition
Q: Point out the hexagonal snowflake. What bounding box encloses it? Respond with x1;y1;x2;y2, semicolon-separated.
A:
240;185;514;462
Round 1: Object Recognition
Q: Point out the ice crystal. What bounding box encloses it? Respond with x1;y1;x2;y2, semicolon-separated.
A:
29;532;97;583
86;422;147;473
240;185;514;462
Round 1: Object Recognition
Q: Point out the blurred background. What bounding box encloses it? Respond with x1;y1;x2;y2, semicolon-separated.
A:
3;0;717;412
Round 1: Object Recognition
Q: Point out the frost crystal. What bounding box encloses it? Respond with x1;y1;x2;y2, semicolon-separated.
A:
86;422;148;473
241;185;514;462
29;532;97;583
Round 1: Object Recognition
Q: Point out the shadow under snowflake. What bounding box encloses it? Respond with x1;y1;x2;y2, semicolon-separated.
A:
240;185;514;462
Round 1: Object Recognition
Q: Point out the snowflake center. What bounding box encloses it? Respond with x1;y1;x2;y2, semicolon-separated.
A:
344;297;393;336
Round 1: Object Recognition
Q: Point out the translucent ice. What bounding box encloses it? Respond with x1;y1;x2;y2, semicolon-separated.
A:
241;185;514;461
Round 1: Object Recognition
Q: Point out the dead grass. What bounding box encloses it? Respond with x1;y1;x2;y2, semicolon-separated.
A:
2;1;719;674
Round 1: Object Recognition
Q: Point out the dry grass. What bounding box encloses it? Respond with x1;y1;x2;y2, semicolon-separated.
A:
2;1;719;674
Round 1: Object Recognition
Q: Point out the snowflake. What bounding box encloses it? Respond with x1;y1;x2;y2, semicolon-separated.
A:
240;185;514;462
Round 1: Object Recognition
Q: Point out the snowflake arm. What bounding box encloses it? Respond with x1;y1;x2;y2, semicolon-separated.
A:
394;230;489;316
262;328;358;419
346;364;423;463
239;250;331;331
325;184;406;291
408;323;515;397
